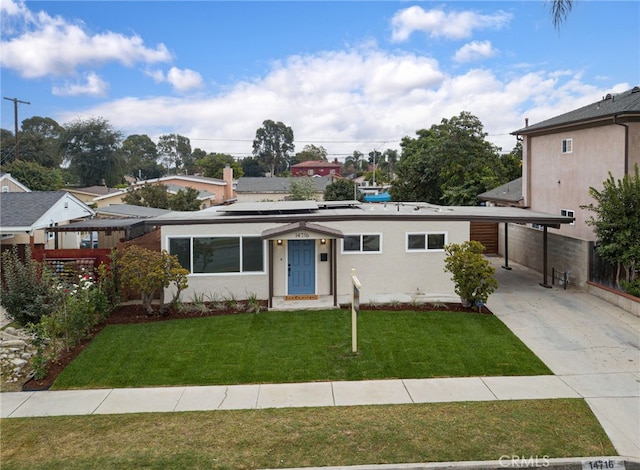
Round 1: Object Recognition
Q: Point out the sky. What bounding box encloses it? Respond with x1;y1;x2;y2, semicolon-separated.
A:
1;0;638;160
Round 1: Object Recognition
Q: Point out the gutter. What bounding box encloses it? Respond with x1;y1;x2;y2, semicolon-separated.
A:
613;114;629;174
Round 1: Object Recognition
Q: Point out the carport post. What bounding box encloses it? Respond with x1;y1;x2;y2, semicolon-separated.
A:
539;225;552;288
502;222;512;270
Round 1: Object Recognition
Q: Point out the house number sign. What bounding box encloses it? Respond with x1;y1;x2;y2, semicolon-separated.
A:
295;232;310;238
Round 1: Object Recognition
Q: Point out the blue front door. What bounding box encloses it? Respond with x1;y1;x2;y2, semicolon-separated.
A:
288;240;315;295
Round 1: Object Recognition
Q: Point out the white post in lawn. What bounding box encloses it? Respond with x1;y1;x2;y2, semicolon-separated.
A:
351;268;361;353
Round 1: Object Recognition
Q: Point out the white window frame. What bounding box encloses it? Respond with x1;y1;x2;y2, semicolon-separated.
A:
561;138;573;154
341;233;382;254
405;232;448;252
560;209;575;225
167;235;266;276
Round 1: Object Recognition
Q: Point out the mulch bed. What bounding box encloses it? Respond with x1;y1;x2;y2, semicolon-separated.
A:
21;301;491;391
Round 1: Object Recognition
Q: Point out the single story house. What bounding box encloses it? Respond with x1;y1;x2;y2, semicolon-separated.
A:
0;191;95;250
149;200;573;309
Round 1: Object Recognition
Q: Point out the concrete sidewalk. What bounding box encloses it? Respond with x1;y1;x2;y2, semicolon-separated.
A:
0;374;582;418
1;259;638;461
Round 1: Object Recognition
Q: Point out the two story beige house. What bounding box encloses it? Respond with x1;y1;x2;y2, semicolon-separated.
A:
509;86;640;287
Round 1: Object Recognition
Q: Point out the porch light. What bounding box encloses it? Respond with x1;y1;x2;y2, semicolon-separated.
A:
320;238;326;245
277;239;283;245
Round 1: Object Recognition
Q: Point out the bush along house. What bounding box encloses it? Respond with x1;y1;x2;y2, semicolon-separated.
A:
148;200;573;310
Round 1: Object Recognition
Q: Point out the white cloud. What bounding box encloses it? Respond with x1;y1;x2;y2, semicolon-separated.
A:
52;72;109;97
145;67;204;92
0;0;171;78
391;6;512;42
453;41;498;63
55;45;626;158
166;67;204;92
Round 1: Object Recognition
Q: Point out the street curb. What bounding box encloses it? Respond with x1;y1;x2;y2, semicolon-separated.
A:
262;457;640;470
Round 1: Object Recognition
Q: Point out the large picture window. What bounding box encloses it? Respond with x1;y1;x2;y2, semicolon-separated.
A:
168;236;264;274
406;232;447;252
343;234;381;253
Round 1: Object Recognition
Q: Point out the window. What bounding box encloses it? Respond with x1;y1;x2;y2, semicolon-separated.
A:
2;186;8;192
343;234;381;253
560;209;575;225
561;138;573;154
307;169;314;176
531;223;544;230
168;236;264;274
406;232;447;251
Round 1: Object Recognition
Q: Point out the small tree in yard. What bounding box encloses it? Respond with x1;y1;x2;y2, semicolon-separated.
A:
583;164;640;296
444;241;498;307
118;246;189;315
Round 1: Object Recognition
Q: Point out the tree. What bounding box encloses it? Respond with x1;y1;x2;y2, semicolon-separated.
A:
121;134;164;180
169;187;202;211
288;177;316;200
344;150;366;176
550;0;573;28
292;144;327;166
123;183;202;211
1;160;64;190
324;178;362;201
18;116;64;168
196;153;243;179
444;241;498;307
0;129;15;165
118;246;189;315
391;112;506;206
123;183;171;209
241;156;266;177
583;164;640;292
157;133;192;175
61;117;125;187
252;120;294;177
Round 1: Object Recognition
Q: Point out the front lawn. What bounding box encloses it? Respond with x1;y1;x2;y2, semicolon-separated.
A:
0;400;615;469
53;309;550;389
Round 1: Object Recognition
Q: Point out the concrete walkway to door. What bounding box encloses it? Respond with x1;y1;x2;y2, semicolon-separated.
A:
488;258;640;458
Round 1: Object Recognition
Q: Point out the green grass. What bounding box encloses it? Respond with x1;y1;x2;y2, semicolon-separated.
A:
53;309;550;389
0;400;615;469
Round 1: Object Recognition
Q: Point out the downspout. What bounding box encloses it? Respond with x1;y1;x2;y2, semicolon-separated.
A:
614;115;629;174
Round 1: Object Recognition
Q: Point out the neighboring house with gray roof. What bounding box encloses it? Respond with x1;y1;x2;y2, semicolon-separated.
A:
0;191;95;249
235;176;333;202
478;177;524;208
507;86;640;288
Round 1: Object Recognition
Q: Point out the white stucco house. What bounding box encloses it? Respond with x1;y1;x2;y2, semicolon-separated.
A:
150;201;572;309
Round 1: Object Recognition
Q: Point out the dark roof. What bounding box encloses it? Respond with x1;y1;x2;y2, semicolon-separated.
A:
70;186;120;196
513;86;640;135
236;176;332;193
0;191;67;227
478;178;523;204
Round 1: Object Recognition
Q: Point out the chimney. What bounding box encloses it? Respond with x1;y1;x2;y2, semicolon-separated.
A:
223;164;234;201
525;118;529;127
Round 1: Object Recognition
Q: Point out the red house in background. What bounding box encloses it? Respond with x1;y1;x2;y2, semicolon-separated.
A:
291;160;342;177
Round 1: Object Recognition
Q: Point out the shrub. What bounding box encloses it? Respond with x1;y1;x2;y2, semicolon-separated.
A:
0;247;58;325
118;246;189;315
444;241;498;307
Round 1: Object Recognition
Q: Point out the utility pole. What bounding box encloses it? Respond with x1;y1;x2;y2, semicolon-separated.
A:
3;97;31;161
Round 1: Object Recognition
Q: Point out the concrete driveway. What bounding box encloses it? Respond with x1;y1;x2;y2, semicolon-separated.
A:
488;258;640;458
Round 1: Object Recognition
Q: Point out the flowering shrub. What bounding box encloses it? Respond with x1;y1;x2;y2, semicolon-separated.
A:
0;246;59;325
